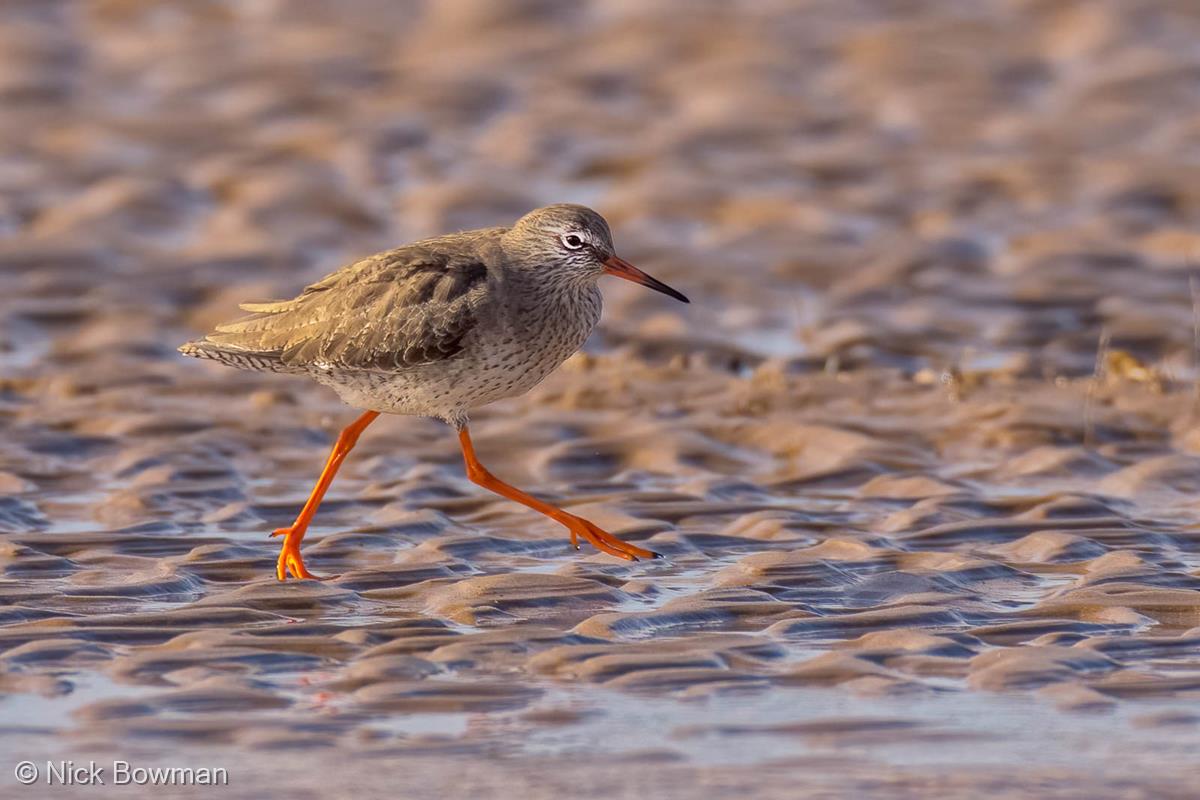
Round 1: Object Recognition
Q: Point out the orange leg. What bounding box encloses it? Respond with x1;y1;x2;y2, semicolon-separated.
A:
458;427;660;562
270;410;380;580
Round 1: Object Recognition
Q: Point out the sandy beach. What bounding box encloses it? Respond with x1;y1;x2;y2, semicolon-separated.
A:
3;1;1200;797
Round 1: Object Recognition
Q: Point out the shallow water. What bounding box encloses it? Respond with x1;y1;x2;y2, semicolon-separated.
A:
4;0;1200;798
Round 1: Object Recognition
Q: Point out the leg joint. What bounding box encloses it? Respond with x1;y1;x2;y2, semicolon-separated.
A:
464;459;489;484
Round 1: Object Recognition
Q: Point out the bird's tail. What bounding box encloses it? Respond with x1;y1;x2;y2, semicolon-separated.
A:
178;340;294;373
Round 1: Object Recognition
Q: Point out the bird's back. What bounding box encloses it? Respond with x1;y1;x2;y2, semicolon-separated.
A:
180;229;504;375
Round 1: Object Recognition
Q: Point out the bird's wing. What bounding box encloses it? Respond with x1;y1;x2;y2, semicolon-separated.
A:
195;245;491;370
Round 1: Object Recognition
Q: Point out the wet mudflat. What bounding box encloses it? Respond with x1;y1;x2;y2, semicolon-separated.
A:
3;1;1200;798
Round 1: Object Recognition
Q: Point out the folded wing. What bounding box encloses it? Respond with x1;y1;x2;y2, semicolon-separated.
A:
181;247;490;372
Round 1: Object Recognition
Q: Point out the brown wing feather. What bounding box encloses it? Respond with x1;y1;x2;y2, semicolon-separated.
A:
184;245;490;371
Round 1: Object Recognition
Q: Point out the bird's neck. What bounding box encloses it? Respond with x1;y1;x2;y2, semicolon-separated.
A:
509;265;594;301
508;268;602;329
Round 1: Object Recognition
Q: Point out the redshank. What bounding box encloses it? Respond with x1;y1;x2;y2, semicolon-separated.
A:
180;204;688;580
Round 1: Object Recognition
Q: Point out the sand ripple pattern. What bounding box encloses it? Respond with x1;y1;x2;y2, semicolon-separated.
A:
2;1;1200;797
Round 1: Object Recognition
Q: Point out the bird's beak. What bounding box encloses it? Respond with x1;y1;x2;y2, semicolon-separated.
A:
603;255;689;303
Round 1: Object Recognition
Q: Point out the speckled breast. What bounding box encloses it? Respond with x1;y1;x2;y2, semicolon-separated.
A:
313;283;603;423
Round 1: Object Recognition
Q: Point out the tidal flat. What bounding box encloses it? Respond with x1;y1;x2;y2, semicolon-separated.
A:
2;2;1200;798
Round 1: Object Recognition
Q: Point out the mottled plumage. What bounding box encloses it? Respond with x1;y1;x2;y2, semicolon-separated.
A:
181;210;601;425
181;232;498;374
179;205;688;577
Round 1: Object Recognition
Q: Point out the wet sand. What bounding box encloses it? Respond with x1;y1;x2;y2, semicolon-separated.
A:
3;1;1200;797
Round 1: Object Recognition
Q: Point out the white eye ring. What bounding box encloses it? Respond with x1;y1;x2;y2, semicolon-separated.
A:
561;233;585;250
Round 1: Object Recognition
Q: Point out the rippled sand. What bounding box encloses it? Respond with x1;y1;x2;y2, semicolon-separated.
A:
3;1;1200;797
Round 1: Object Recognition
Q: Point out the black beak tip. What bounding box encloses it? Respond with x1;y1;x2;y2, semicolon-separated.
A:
655;284;690;304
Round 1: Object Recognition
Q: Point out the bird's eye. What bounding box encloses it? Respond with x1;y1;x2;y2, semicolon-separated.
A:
562;233;585;250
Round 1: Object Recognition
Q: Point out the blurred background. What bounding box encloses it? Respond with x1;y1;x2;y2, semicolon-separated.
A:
3;1;1200;798
5;0;1200;379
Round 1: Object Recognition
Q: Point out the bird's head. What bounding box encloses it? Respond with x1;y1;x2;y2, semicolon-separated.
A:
504;204;689;303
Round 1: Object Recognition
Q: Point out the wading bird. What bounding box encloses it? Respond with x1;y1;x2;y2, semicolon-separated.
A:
181;205;688;580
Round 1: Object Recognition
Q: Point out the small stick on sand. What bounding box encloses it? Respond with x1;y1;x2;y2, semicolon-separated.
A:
1083;327;1111;449
1190;273;1200;416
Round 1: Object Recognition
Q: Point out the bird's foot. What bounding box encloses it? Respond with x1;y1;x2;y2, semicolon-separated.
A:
270;527;320;581
566;517;660;562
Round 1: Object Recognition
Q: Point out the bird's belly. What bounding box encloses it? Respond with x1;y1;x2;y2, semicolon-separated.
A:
311;361;481;418
309;342;576;420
